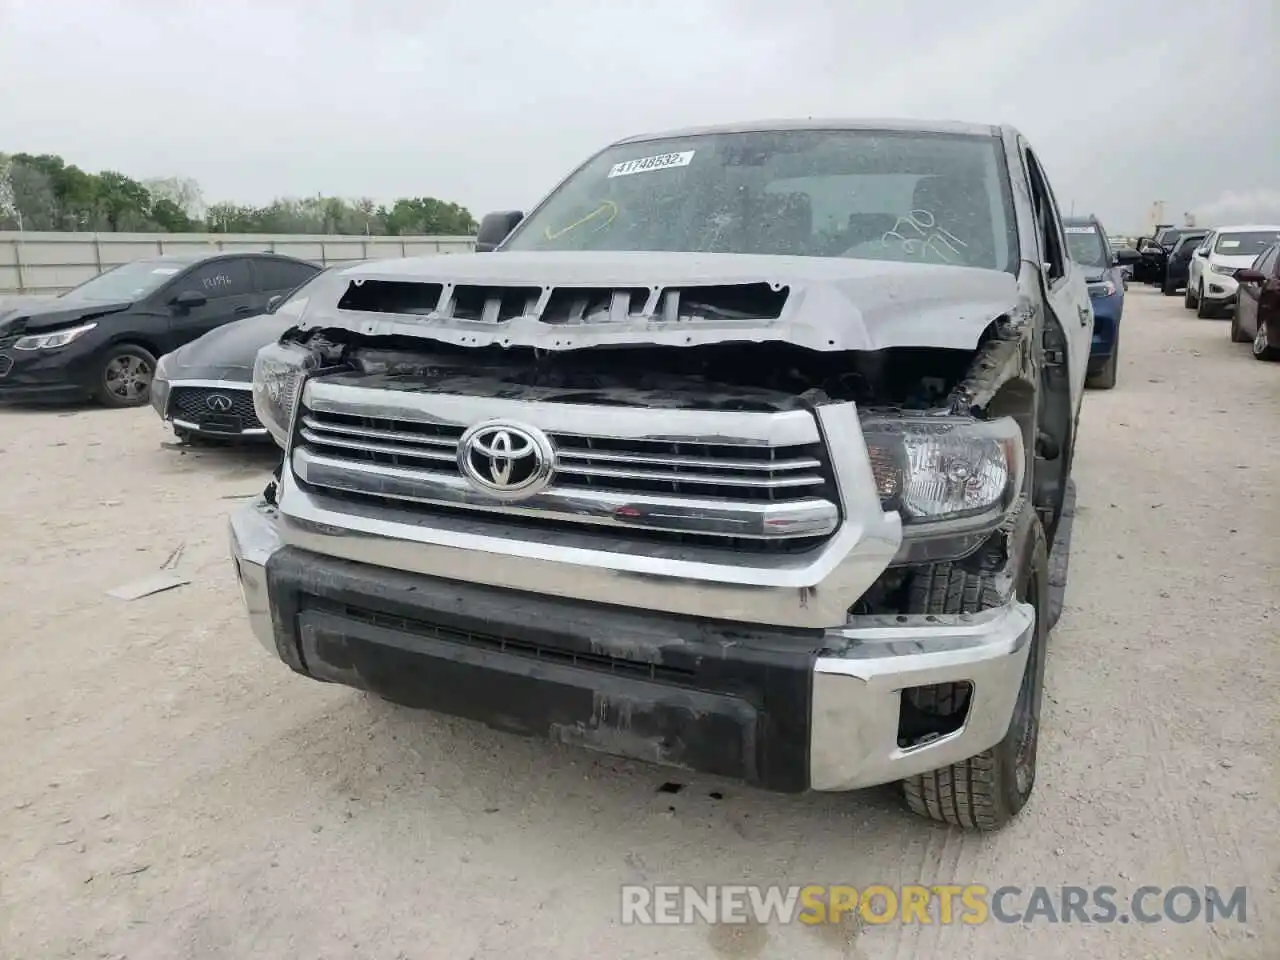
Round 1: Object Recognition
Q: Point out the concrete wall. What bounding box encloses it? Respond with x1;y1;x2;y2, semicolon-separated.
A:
0;231;477;295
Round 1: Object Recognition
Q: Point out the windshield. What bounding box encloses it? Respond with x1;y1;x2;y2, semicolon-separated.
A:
503;128;1018;272
63;260;186;302
1214;231;1280;256
269;266;341;320
1064;224;1108;268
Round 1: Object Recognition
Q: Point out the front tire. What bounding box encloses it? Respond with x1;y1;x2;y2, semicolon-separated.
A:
900;511;1049;831
1196;286;1215;319
94;344;156;408
1230;312;1250;343
1161;281;1179;296
1184;284;1197;309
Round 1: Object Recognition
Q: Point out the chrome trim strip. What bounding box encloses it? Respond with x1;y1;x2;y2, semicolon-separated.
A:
549;461;824;489
274;401;901;628
303;380;821;447
553;447;822;472
299;415;459;448
299;427;457;463
292;446;839;538
173;419;269;437
165;378;253;391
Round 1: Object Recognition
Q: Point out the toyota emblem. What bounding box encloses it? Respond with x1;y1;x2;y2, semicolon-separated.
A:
457;421;554;499
205;393;234;413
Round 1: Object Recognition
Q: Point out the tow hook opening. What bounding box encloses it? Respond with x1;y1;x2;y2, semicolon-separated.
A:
897;681;973;748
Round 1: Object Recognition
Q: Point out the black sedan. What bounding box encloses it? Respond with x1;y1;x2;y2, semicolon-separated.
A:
150;262;353;442
0;251;319;407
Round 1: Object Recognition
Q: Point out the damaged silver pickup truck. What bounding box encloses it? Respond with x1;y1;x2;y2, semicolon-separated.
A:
229;119;1094;830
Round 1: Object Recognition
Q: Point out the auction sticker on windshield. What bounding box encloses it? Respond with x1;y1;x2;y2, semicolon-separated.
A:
608;151;696;178
1065;226;1096;234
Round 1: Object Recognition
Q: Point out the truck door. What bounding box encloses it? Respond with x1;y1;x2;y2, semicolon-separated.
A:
1023;148;1091;415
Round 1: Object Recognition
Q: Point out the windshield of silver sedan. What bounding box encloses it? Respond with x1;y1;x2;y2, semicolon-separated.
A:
502;128;1018;272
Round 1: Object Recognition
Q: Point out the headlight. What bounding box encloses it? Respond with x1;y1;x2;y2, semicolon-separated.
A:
252;340;318;447
13;321;97;351
150;353;173;416
1210;264;1238;276
863;415;1024;555
1087;280;1117;298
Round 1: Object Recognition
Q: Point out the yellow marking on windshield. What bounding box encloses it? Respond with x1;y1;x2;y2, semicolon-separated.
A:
544;200;618;240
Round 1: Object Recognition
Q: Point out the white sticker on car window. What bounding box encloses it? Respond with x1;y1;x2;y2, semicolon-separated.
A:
1064;226;1096;234
607;150;695;179
1219;239;1241;248
151;267;180;275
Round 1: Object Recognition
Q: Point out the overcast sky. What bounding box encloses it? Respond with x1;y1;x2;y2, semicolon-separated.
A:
1;0;1276;234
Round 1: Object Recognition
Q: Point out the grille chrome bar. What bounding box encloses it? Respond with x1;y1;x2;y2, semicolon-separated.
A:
299;415;459;448
552;461;825;489
551;446;822;473
298;427;457;463
291;381;839;547
293;447;839;539
305;380;821;447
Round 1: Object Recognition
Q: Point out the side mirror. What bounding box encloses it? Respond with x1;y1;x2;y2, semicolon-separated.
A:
171;289;207;309
1234;267;1266;283
474;210;524;253
1113;248;1140;265
266;294;283;311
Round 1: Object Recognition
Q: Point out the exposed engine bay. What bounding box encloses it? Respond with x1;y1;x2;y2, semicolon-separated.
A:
277;325;989;415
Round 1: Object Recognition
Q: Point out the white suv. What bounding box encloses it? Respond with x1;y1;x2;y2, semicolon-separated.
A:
1187;224;1280;318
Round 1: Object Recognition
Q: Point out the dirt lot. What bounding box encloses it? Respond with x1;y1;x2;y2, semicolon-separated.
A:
1;287;1276;959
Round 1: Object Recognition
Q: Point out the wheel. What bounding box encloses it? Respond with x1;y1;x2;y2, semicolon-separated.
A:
1184;284;1197;309
1253;322;1280;362
1230;312;1250;343
900;510;1049;831
1085;342;1118;390
1196;286;1214;319
95;344;156;408
1161;282;1178;296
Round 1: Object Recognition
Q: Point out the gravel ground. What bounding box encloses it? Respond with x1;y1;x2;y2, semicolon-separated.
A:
1;287;1276;960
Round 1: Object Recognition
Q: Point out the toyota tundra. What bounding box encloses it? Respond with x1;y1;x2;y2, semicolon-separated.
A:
229;119;1095;830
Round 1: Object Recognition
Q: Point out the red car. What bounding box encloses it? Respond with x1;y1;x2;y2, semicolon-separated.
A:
1231;241;1280;362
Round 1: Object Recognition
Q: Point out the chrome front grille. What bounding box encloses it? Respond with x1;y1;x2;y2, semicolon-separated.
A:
290;380;841;550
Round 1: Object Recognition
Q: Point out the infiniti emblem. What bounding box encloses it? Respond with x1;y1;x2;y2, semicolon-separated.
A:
457;420;554;499
205;393;234;413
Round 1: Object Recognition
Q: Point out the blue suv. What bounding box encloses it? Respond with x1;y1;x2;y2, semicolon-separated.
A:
1064;215;1128;389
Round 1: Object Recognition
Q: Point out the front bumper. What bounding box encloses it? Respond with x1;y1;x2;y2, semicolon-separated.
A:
1089;292;1122;359
1202;271;1240;304
0;340;94;401
155;378;269;438
230;500;1035;792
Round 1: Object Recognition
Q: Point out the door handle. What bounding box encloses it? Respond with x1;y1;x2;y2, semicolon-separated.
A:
234;305;254;316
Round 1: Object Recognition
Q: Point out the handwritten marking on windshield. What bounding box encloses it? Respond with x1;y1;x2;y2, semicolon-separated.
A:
544;200;618;241
882;209;968;264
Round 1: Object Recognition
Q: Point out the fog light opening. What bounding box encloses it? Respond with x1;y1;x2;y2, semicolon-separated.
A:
897;681;973;748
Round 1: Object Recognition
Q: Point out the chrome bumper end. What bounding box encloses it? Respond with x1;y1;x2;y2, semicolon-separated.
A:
808;602;1035;791
228;498;283;654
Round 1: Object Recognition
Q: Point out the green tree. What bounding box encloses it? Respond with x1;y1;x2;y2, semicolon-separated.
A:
3;149;477;236
94;171;153;231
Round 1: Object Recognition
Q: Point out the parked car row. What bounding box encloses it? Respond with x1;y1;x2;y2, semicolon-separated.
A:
0;251;322;429
1183;225;1280;319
